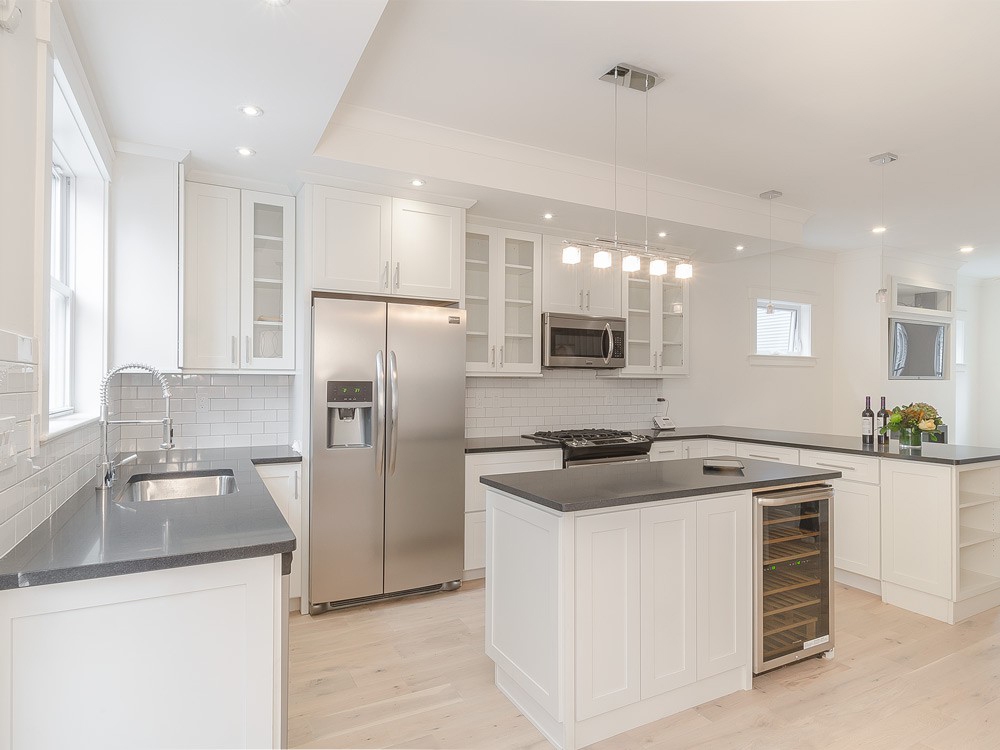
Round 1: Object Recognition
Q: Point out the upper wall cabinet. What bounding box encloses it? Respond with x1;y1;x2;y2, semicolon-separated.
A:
541;236;621;317
621;263;689;376
890;277;954;319
310;186;462;302
465;225;542;376
182;183;295;371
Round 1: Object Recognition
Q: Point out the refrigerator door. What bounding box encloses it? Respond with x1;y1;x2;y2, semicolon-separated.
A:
384;304;466;593
311;297;387;604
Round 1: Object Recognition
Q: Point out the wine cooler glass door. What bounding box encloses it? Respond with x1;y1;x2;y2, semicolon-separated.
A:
755;485;833;674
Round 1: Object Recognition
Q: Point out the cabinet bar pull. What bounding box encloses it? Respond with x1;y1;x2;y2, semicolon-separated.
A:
294;470;300;500
245;336;251;364
499;345;504;367
816;461;855;471
490;345;495;367
578;290;583;309
586;290;590;310
394;262;400;289
383;261;389;289
748;453;780;461
231;336;237;365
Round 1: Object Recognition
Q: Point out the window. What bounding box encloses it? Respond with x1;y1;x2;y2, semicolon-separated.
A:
753;298;812;357
49;158;75;416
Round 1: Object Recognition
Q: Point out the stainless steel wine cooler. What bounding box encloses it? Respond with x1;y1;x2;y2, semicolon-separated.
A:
754;484;835;674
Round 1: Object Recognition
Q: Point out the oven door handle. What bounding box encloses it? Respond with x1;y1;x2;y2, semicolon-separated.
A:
566;454;650;468
755;487;833;506
602;323;613;364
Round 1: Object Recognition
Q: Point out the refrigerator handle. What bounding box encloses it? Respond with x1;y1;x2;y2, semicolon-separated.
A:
374;350;386;476
388;350;399;475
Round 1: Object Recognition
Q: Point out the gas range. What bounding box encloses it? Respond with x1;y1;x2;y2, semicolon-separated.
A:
524;428;652;468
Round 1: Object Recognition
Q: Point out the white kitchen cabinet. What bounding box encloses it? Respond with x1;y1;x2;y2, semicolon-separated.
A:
640;502;697;698
241;191;295;370
575;508;642;720
182;182;242;370
649;441;684;462
309;187;461;302
182;183;295;371
620;266;691;376
311;186;391;294
683;439;739;458
256;463;302;603
696;493;749;679
465;225;542;375
735;442;801;465
541;237;621;317
830;478;880;580
464;449;561;575
0;555;287;750
881;459;953;598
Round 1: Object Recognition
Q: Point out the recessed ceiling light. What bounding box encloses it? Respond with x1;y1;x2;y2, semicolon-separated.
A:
960;246;975;253
736;245;744;251
410;178;425;187
872;225;887;234
543;213;554;220
239;105;264;117
236;146;255;157
658;231;667;238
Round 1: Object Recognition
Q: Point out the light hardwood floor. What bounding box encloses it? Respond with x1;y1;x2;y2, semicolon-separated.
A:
289;580;1000;749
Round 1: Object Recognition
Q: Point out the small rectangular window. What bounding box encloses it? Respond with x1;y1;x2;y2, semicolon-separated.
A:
49;162;74;416
754;299;811;357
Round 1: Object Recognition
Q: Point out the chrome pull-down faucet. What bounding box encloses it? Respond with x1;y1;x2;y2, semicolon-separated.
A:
98;363;174;489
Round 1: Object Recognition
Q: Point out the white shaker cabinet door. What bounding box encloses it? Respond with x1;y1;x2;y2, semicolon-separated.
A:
583;249;622;318
391;198;462;301
541;237;584;314
831;479;880;580
575;509;641;720
311;186;392;295
696;493;749;679
182;182;241;370
255;463;302;601
640;502;698;698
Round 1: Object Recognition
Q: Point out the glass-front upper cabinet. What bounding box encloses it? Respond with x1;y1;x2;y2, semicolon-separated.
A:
464;225;541;375
240;191;295;370
890;277;954;318
617;260;690;377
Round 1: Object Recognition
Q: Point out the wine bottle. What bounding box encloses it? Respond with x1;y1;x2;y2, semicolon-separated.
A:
862;396;874;445
876;396;889;445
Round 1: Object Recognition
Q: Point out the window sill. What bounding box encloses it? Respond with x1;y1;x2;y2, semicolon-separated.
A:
748;355;818;368
45;413;99;442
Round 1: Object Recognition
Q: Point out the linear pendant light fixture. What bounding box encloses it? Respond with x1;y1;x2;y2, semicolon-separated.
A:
759;190;782;314
559;63;692;279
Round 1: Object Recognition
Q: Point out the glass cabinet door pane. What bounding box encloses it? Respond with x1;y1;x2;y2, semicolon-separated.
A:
503;236;535;366
251;201;285;362
661;281;684;367
465;231;492;366
626;268;651;368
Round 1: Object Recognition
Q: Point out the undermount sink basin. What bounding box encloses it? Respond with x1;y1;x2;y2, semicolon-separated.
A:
118;469;238;502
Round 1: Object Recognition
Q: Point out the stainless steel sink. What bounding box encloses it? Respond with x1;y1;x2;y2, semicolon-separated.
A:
118;469;238;502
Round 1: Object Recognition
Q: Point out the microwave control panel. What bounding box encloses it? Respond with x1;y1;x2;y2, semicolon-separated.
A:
612;331;624;359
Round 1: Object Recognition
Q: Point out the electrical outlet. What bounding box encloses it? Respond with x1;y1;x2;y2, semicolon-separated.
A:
197;394;210;413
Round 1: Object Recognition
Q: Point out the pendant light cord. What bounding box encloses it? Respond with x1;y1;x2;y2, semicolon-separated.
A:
768;197;773;307
644;79;649;249
613;67;619;246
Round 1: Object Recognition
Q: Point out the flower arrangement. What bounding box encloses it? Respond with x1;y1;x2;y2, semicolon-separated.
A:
880;402;943;445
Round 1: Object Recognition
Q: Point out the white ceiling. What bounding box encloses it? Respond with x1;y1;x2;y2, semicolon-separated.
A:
61;0;386;188
338;0;1000;276
61;0;1000;276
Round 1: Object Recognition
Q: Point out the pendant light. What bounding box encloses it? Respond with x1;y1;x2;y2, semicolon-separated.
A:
674;262;693;279
649;258;668;276
870;152;897;303
593;250;613;269
759;190;782;314
562;245;581;264
622;254;641;273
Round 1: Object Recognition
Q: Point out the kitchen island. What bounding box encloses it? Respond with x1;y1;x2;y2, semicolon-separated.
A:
0;447;297;750
481;457;839;750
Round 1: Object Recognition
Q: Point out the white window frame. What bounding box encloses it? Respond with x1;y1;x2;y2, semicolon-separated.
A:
49;155;76;418
748;288;817;367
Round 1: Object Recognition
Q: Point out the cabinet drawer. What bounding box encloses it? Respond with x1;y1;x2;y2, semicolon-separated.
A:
735;442;800;465
799;450;880;485
649;442;684;462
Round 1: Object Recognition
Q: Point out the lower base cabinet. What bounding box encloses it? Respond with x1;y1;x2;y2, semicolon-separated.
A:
256;463;302;603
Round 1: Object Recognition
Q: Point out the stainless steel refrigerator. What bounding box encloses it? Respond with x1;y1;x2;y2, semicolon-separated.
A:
310;298;466;610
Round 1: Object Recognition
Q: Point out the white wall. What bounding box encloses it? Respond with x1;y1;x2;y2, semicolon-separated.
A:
954;276;981;445
977;278;1000;447
109;151;180;371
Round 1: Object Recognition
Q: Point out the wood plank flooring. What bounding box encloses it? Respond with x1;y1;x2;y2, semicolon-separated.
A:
288;580;1000;749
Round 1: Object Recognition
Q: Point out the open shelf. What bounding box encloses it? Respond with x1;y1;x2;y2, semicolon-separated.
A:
253;320;282;327
959;527;1000;548
959;569;1000;599
627;308;651;315
959;492;1000;509
467;331;489;337
466;259;489;267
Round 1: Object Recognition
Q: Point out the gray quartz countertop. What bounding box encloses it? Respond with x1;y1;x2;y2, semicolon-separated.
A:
0;446;300;590
480;456;841;513
466;426;1000;466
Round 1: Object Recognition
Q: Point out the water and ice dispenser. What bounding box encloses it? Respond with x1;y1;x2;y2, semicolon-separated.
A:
326;380;373;448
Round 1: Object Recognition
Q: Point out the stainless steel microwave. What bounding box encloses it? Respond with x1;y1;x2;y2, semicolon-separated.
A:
542;313;626;369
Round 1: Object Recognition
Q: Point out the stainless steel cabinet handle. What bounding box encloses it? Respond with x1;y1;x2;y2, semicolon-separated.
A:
231;336;237;365
294;470;299;500
816;461;855;472
388;350;399;475
384;261;390;289
579;290;583;309
245;336;251;364
394;262;400;290
586;290;591;310
490;345;496;367
374;350;385;477
756;487;834;506
748;453;780;461
499;345;504;367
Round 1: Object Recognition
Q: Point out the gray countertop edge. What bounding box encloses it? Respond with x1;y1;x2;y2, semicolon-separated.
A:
480;468;842;513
